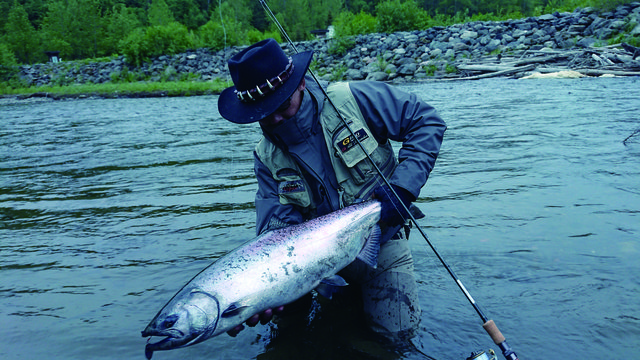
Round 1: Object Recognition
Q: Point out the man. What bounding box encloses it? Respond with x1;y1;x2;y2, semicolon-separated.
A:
217;38;446;340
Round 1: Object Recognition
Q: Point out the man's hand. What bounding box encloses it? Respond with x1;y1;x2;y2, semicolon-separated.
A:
226;306;285;337
373;184;414;227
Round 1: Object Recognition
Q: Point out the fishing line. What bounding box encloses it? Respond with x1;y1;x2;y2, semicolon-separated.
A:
257;1;519;359
218;0;227;50
219;0;241;219
623;127;640;145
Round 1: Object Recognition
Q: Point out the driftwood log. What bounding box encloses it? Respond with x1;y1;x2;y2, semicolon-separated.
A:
452;64;536;80
450;43;640;80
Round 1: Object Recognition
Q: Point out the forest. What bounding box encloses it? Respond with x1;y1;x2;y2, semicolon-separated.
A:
0;0;633;66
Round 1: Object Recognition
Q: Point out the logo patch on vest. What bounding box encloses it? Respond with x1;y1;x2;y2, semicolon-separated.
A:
279;180;306;194
338;129;369;153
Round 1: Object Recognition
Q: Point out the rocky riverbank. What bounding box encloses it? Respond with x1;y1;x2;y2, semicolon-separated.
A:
17;3;640;89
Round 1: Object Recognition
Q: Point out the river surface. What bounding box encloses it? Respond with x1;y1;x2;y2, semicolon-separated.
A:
1;77;639;360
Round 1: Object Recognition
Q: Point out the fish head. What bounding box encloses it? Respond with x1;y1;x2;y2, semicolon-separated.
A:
141;288;220;359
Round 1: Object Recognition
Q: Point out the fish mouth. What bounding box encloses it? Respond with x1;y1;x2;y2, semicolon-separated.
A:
143;330;184;345
144;335;172;357
142;329;199;359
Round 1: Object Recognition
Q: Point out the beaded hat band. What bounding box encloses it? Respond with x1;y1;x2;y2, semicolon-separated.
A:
234;58;294;102
218;38;314;124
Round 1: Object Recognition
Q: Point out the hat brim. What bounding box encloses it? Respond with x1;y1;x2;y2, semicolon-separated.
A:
218;50;314;124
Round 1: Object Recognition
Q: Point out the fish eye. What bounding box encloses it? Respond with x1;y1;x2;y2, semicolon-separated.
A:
161;314;179;329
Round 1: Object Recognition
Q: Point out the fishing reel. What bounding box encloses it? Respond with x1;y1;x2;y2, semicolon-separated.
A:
466;349;496;360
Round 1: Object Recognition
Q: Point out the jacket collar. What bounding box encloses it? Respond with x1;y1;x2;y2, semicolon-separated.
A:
260;77;326;150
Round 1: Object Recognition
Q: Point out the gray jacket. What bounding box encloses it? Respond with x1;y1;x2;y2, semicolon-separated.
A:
253;76;447;235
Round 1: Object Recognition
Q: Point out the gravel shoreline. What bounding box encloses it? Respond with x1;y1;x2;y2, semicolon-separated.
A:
9;3;640;102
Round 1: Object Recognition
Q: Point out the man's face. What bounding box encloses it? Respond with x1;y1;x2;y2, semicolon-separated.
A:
260;79;306;127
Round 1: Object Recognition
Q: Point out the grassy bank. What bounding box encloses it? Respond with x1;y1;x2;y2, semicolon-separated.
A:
0;78;230;98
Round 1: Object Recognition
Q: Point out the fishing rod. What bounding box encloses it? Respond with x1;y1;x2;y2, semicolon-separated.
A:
257;1;519;359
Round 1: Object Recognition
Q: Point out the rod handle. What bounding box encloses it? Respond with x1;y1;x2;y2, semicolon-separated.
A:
482;319;506;344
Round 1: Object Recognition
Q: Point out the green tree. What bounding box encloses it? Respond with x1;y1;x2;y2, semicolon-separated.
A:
167;0;208;30
519;0;545;16
4;1;41;64
39;0;71;59
0;41;19;83
333;10;376;36
269;0;313;41
41;0;104;60
199;0;255;49
197;15;247;50
218;0;254;24
148;0;174;26
102;4;142;56
120;21;195;65
375;0;430;33
249;0;270;31
344;0;374;13
309;0;344;29
1;0;47;35
0;42;18;67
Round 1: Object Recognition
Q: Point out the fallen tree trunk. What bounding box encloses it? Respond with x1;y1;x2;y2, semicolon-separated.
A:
506;53;571;67
447;47;640;80
458;54;571;72
533;67;640;76
457;64;520;72
450;64;536;80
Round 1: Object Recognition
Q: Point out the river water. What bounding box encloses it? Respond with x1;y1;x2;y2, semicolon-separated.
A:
1;77;639;360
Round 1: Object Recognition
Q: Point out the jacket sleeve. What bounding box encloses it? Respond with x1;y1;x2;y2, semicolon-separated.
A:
253;151;305;235
349;81;447;199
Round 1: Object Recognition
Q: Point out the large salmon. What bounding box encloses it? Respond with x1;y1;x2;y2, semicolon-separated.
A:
141;200;382;359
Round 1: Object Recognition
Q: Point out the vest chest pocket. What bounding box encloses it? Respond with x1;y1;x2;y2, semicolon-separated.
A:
274;168;312;208
332;126;382;184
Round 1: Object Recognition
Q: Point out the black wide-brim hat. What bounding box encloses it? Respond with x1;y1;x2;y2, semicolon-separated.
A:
218;38;314;124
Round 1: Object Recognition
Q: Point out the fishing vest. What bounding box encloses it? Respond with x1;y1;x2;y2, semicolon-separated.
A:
256;82;397;217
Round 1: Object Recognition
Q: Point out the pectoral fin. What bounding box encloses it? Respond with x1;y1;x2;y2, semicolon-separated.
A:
356;225;381;269
221;304;249;318
315;274;348;299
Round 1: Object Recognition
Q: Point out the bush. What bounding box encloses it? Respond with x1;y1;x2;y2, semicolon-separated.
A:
0;43;19;82
197;17;247;50
333;11;376;37
120;22;195;66
246;29;282;44
423;64;437;77
608;34;640;47
375;0;430;33
110;66;145;83
328;36;356;56
0;43;18;68
543;0;629;13
145;22;195;53
330;64;348;81
119;28;146;66
628;36;640;47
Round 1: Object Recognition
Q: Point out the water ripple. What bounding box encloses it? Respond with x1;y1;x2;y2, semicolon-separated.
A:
1;78;639;360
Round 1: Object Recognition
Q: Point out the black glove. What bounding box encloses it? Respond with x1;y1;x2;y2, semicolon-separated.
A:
374;184;415;227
